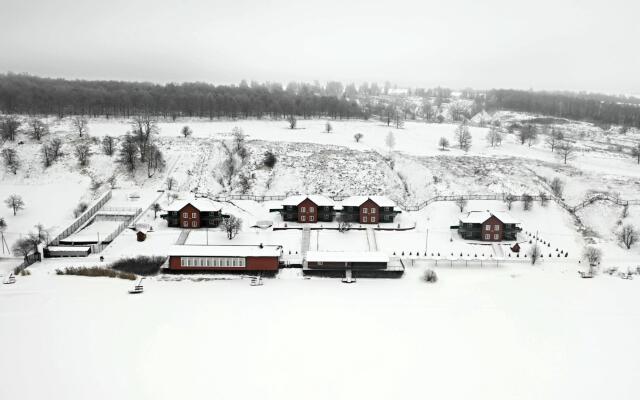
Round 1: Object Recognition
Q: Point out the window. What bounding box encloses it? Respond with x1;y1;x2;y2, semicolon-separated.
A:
371;208;376;214
301;215;306;222
371;216;376;223
494;234;499;240
363;208;368;214
494;225;500;231
183;212;188;218
309;207;314;212
484;234;490;240
183;221;188;227
192;221;197;227
485;224;491;231
181;257;188;267
300;206;306;213
310;216;314;222
192;212;197;218
363;216;368;223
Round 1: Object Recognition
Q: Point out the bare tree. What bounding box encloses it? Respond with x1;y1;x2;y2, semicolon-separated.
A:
455;196;468;212
394;108;404;129
583;246;602;274
529;243;541;265
0;116;22;141
617;224;638;249
621;204;629;219
539;191;548;207
117;134;138;172
221;215;242;239
71;116;89;137
336;213;352;232
102;136;115;155
131;115;159;162
181;125;193;138
287;115;297;129
545;128;564;152
49;137;63;160
438;137;450;150
166;176;177;190
485;126;503;147
325;121;333;133
152;203;162;219
74;143;92;167
28;118;49;141
262;151;277;168
107;174;117;188
455;122;472;151
631;143;640;164
557;141;576;164
354;133;364;143
1;148;20;174
504;194;515;210
385;131;396;153
41;143;54;168
550;177;564;198
518;124;537;146
522;193;533;211
12;237;32;259
5;194;25;216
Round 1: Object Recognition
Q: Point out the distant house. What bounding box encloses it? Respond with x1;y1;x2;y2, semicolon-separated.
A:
457;211;519;241
340;196;400;224
162;198;223;228
167;244;282;272
274;195;335;223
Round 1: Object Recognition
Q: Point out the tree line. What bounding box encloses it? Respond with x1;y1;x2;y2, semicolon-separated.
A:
0;73;362;120
486;89;640;128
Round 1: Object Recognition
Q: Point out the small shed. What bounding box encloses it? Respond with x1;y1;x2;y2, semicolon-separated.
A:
511;243;521;253
136;231;147;242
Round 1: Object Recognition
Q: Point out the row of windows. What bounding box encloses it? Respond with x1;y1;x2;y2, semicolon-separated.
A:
485;234;500;240
180;257;246;268
362;208;376;214
183;221;199;227
300;215;315;222
362;216;376;222
183;212;198;218
485;224;500;231
300;206;314;213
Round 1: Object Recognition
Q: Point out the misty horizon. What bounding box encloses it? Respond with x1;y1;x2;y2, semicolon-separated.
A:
1;0;639;95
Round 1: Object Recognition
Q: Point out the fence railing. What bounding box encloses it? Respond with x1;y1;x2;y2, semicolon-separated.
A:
13;252;41;273
48;189;113;246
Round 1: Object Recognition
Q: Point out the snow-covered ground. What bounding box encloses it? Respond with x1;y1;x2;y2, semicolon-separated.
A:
3;115;640;399
1;265;639;400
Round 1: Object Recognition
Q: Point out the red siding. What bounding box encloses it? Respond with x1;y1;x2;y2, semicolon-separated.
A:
480;215;504;242
297;198;318;223
168;255;279;271
178;203;200;228
359;199;380;224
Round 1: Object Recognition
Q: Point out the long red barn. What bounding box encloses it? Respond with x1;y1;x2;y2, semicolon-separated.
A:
167;245;282;272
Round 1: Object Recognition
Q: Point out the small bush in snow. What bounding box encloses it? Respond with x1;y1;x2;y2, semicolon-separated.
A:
422;269;438;283
56;267;136;280
73;202;89;218
110;256;166;276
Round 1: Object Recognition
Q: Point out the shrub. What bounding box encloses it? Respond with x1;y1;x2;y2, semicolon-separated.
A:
73;202;89;218
422;269;438;283
263;151;277;169
56;267;136;280
110;255;166;276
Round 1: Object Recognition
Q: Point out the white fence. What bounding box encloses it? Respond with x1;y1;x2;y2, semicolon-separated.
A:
48;189;112;246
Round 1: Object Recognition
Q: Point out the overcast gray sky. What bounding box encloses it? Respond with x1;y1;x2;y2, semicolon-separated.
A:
1;0;639;94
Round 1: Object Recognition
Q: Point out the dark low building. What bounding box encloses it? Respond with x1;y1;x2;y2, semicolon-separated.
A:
303;251;404;278
162;198;223;228
340;196;401;224
457;211;520;241
273;195;335;223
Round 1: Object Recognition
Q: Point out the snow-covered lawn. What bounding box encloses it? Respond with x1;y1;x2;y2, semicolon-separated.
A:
1;266;639;400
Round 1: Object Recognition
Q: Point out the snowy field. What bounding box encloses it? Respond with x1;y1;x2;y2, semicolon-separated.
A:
1;266;639;400
2;115;640;399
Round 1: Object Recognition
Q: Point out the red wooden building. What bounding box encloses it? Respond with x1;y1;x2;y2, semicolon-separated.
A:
162;198;223;228
274;195;335;223
167;244;282;272
340;196;400;224
458;211;520;241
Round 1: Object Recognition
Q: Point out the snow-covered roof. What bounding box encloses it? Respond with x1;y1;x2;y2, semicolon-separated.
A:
282;195;334;207
165;198;222;212
169;245;282;258
341;196;396;208
458;211;519;224
305;251;389;263
47;246;91;252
